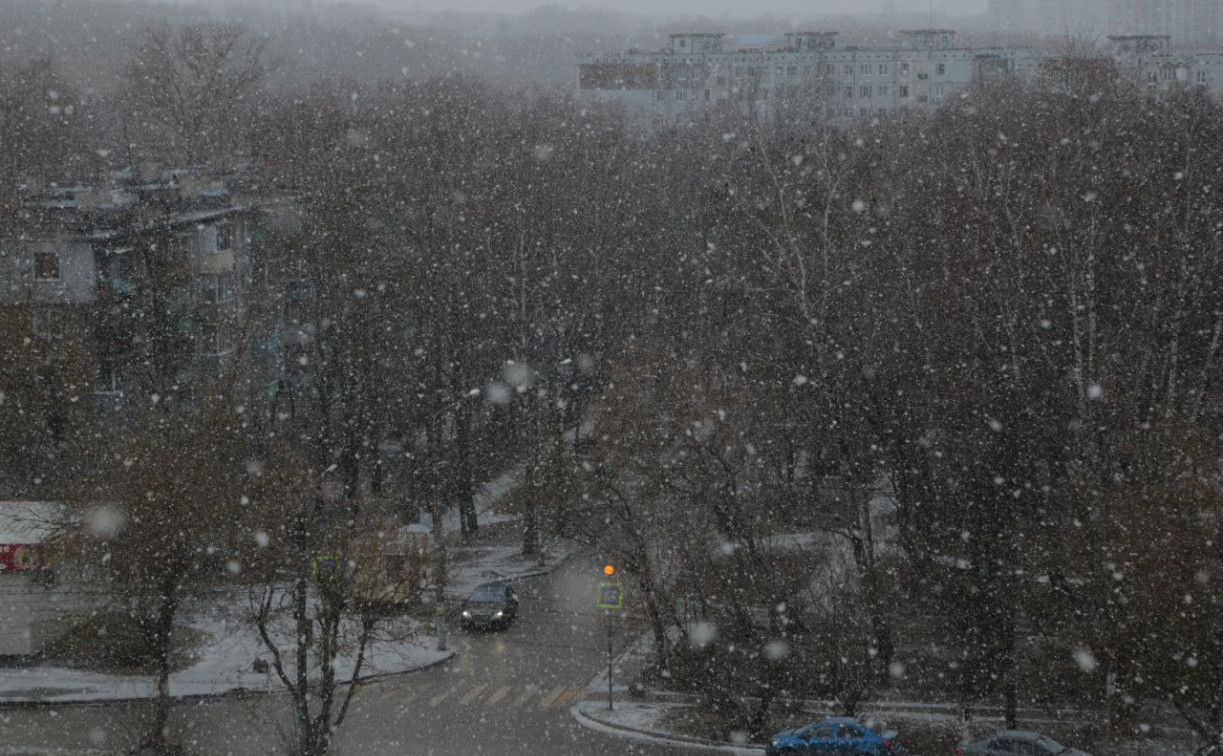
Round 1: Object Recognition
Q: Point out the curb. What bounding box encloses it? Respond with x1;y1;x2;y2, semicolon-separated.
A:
0;649;458;710
570;700;766;753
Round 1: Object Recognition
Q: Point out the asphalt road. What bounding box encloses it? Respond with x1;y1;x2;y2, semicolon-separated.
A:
0;553;700;756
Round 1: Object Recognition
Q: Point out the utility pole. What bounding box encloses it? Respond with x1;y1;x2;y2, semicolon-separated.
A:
606;611;614;711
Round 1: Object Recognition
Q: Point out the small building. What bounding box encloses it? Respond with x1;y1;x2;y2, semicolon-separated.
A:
0;501;77;656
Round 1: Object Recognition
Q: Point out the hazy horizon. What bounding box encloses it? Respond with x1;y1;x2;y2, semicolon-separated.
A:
384;0;989;18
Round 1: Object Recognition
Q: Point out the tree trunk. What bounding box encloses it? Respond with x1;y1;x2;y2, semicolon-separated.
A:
521;505;538;555
521;460;539;555
147;573;180;754
1002;605;1019;730
293;517;312;756
456;406;478;536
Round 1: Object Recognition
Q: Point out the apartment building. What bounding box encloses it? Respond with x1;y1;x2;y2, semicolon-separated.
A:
1106;34;1223;96
0;169;271;415
577;30;1038;128
579;27;1223;129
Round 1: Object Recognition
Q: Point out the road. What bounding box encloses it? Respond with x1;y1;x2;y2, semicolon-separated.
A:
0;553;698;756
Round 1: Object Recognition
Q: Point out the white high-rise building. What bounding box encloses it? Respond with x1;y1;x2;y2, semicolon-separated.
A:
577;30;1038;128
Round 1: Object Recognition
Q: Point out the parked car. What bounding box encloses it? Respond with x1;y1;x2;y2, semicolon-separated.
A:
956;730;1091;756
1195;745;1223;756
765;717;901;755
459;583;519;630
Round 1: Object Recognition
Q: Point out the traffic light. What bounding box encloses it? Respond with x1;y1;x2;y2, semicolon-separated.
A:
603;564;615;577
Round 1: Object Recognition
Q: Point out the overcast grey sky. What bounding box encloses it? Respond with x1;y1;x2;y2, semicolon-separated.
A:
405;0;988;18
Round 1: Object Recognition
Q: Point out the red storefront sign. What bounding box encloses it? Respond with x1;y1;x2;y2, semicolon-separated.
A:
0;544;42;572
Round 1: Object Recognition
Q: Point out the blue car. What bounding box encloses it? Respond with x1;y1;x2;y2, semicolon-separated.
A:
765;717;901;756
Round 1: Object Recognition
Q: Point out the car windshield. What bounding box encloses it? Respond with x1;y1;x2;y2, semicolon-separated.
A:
4;3;1222;756
468;586;505;603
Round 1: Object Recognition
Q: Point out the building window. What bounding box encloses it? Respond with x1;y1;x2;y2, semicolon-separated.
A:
880;63;890;75
901;62;910;75
844;86;854;99
879;86;888;97
200;273;234;304
199;323;233;357
900;85;910;98
34;252;60;281
677;89;687;101
216;224;232;251
96;362;121;394
787;66;798;76
31;308;57;334
861;64;872;75
1196;70;1210;84
704;89;710;101
936;63;946;76
843;64;853;74
860;85;872;98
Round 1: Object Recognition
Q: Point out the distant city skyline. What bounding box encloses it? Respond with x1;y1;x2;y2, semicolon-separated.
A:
389;0;989;18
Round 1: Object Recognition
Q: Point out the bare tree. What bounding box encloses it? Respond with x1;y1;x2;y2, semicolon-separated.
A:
244;441;425;756
66;392;249;755
123;23;269;165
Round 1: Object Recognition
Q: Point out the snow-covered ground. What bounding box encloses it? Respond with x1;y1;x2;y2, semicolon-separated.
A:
448;541;575;599
0;593;451;704
0;461;575;706
419;464;523;534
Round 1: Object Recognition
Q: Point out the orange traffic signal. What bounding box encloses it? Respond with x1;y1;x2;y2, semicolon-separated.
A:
603;564;615;576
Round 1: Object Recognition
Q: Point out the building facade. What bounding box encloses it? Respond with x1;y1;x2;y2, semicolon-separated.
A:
0;170;272;417
1105;34;1223;96
579;29;1223;129
577;30;1039;128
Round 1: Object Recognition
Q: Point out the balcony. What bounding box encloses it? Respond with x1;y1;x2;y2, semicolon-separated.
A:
199;250;235;274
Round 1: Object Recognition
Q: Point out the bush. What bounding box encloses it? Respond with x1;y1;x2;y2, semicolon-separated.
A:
39;611;205;675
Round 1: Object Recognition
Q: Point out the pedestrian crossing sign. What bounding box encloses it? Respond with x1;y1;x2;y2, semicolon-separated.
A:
596;581;624;610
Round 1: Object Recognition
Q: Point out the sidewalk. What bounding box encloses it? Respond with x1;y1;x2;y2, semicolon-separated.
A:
572;700;763;754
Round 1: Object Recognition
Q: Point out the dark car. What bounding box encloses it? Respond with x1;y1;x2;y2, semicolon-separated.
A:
956;730;1091;756
460;583;519;630
1196;746;1223;756
766;717;900;755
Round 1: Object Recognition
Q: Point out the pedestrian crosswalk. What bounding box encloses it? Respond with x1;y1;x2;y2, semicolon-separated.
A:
378;677;588;710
